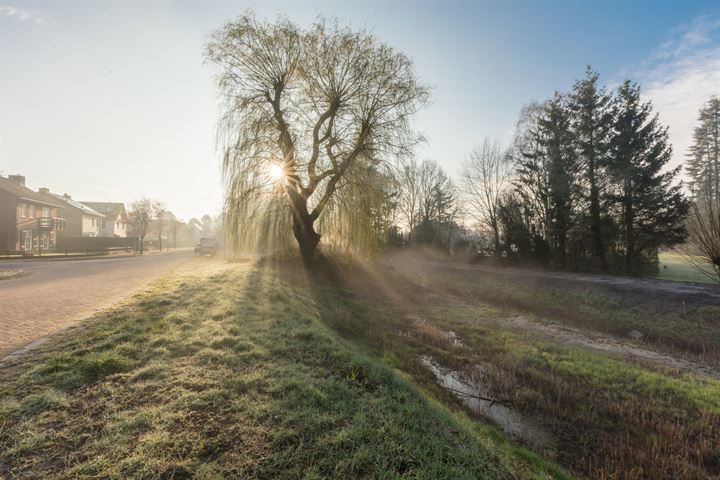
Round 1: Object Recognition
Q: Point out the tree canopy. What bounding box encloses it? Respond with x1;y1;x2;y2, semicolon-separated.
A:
206;13;430;262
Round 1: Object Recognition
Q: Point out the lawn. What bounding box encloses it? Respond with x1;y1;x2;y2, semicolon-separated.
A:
0;260;563;480
657;251;719;284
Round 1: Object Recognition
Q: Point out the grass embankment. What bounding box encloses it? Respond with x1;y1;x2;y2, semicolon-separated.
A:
304;260;720;479
3;257;718;479
0;261;563;479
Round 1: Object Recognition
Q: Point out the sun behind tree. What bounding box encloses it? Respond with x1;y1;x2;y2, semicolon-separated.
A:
269;164;285;182
206;12;430;263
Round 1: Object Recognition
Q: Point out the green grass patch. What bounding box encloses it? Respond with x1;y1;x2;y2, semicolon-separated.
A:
656;251;719;284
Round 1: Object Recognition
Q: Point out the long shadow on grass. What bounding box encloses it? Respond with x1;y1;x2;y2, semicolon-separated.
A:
245;258;535;480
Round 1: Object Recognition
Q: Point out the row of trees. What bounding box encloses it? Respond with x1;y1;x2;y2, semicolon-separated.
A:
396;158;461;250
388;69;707;278
128;198;219;253
460;88;720;279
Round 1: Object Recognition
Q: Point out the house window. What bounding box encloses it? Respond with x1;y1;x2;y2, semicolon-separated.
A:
42;207;50;217
29;205;35;218
41;232;49;249
21;204;27;218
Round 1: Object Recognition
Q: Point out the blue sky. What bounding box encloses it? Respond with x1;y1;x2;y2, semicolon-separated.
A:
1;1;718;220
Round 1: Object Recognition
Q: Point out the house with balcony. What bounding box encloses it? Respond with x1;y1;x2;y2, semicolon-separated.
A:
36;191;105;237
80;202;129;237
0;174;66;253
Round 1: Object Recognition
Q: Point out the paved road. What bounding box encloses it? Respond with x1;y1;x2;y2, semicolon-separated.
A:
0;250;193;356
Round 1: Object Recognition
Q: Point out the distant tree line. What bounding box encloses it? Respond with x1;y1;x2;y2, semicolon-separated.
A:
129;198;222;253
390;68;694;277
394;158;462;251
392;70;720;280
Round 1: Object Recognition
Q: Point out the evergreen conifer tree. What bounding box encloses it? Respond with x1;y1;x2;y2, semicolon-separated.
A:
569;67;613;268
608;80;688;273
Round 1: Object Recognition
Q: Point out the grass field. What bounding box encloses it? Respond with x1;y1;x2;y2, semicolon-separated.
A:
2;257;718;479
388;252;720;364
657;252;719;284
0;260;565;480
320;257;720;479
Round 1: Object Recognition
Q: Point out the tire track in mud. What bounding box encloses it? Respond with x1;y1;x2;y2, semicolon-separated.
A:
500;314;720;380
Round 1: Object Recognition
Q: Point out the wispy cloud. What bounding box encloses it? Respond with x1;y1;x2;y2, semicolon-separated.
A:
0;4;45;24
635;15;720;172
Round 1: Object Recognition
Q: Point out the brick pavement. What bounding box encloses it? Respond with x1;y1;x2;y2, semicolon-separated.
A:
0;250;193;356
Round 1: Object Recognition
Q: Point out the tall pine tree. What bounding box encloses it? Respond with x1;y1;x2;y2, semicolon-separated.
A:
514;102;552;244
608;80;688;274
686;96;720;203
569;66;613;269
519;94;579;266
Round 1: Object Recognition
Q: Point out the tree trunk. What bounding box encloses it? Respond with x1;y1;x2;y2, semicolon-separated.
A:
588;158;605;269
287;189;320;264
447;223;453;254
624;186;634;273
491;221;501;257
558;229;567;267
139;235;145;254
292;214;320;264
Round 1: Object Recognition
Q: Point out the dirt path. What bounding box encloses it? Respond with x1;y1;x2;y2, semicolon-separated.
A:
499;314;720;379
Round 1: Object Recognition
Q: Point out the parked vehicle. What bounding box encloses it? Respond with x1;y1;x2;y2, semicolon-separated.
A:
194;237;217;256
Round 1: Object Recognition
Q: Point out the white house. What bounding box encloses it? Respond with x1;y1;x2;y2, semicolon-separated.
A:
80;202;129;237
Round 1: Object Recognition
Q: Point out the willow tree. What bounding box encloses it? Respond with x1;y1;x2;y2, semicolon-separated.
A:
206;14;429;262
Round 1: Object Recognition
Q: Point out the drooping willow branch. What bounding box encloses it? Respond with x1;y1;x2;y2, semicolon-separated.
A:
206;12;430;258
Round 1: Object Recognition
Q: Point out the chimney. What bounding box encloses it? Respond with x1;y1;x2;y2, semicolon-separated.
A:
8;174;25;186
39;187;50;193
63;193;71;200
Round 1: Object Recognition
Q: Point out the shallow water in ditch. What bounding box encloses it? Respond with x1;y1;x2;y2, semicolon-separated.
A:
421;355;556;456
